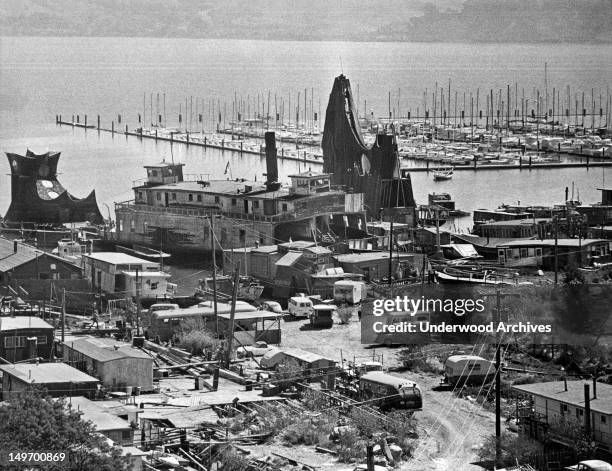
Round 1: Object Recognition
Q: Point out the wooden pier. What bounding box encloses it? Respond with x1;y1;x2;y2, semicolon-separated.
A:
56;115;324;167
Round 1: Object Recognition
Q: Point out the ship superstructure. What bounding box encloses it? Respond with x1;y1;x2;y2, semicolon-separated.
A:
113;133;368;253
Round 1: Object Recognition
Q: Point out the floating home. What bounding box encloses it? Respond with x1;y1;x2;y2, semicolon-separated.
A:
513;380;612;455
0;363;100;400
0;316;55;362
496;238;611;268
81;252;171;299
62;336;154;391
113;133;367;253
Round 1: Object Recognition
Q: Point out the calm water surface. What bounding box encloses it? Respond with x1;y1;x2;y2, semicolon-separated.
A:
0;37;610;223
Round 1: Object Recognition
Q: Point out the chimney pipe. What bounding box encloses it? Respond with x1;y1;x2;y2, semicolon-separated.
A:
264;132;280;191
584;383;591;438
564;376;567;391
593;377;597;399
13;241;17;253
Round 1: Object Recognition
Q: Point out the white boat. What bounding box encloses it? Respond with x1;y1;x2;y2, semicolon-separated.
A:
433;167;454;181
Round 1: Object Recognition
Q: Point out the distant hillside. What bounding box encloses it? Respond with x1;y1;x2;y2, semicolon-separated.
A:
0;0;610;43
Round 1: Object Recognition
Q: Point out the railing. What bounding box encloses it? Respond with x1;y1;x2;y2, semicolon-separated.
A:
115;197;354;223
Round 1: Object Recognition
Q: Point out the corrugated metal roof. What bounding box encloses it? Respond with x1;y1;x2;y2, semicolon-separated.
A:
218;310;281;321
66;397;131;431
334;252;413;264
82;252;158;266
512;380;612;415
275;251;302;267
0;238;39;272
0;363;99;384
65;337;153;362
0;316;54;331
283;348;336;365
160;404;219;428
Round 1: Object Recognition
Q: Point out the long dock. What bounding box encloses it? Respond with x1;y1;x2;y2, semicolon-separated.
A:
404;160;612;172
56;115;611;172
56;116;324;166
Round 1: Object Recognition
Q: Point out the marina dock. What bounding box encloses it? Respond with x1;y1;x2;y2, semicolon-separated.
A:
56;116;324;166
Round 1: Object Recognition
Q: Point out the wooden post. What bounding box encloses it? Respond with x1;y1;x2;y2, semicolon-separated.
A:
97;115;100;131
366;444;374;471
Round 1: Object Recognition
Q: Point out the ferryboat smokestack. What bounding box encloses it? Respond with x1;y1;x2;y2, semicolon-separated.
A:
264;132;280;191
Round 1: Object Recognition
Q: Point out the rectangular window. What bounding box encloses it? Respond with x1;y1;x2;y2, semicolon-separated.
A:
156;193;161;201
520;248;528;258
253;201;260;209
602;415;607;424
215;196;220;204
231;198;237;206
37;336;48;345
197;194;202;202
130;220;135;233
282;203;288;211
5;336;26;348
138;191;143;200
239;230;246;243
188;194;193;201
118;219;124;232
172;193;176;200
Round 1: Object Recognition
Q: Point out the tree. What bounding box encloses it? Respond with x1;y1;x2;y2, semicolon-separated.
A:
0;388;132;471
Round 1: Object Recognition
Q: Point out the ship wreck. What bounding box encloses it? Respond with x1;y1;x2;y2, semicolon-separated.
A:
4;150;104;225
322;74;416;225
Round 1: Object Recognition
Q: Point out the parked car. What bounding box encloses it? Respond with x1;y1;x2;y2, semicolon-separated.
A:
564;460;612;471
236;341;272;358
260;301;283;314
288;295;314;318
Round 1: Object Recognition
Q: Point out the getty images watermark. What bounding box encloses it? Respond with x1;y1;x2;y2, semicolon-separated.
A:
373;296;485;317
370;296;552;334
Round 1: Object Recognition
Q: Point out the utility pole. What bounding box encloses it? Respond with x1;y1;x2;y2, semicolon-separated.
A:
481;289;519;467
135;268;141;336
435;207;441;254
208;215;219;335
224;266;241;369
495;289;502;464
388;219;394;281
554;217;559;284
61;288;66;343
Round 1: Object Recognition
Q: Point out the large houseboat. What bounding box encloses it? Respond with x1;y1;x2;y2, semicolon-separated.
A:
112;133;368;253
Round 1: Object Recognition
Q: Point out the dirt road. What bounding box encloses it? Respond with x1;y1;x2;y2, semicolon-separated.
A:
279;315;499;470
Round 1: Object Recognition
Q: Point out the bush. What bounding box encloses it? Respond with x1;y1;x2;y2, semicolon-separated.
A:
216;448;250;471
281;414;336;446
337;307;354;324
177;329;219;354
336;429;368;463
478;432;543;467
